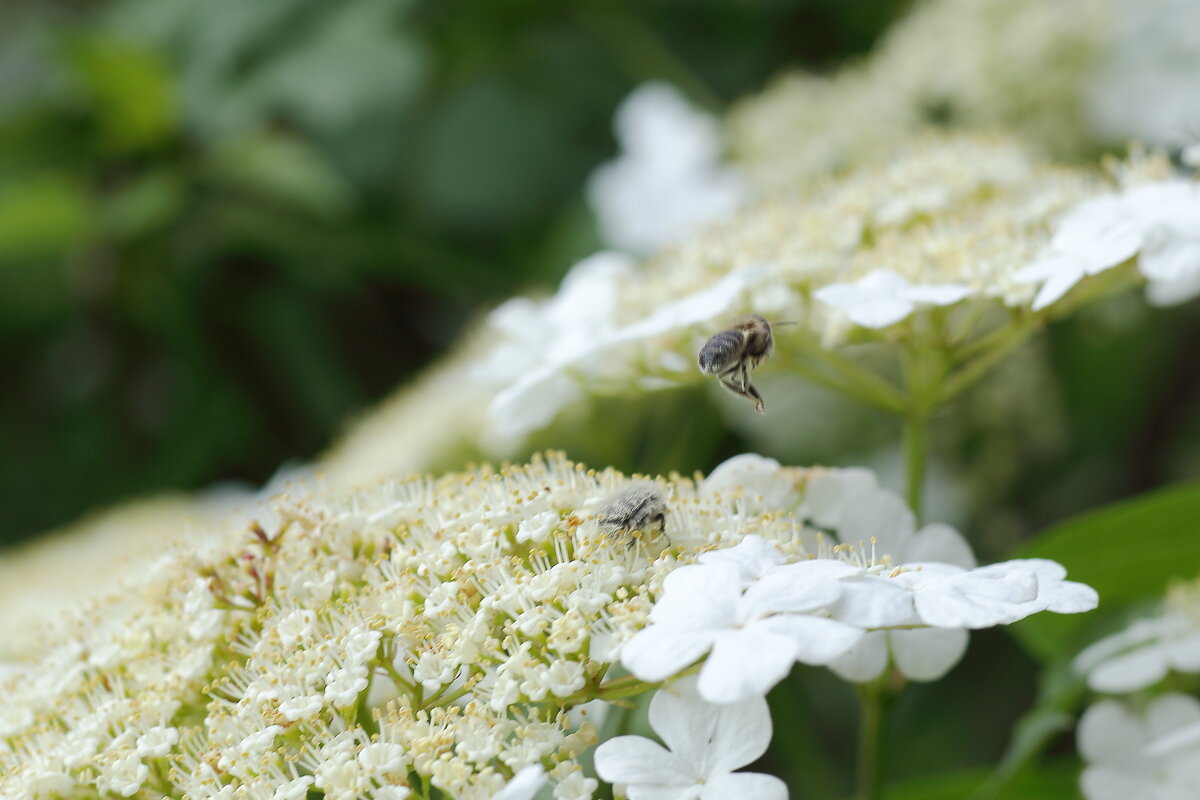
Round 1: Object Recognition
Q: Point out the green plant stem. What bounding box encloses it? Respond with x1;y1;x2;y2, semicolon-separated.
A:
782;344;907;414
902;413;927;522
856;680;894;800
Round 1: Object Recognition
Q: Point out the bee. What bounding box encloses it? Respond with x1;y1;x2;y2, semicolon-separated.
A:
698;315;787;413
596;484;667;542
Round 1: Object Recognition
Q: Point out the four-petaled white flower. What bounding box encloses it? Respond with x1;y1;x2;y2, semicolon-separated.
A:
1078;693;1200;800
1074;600;1200;693
620;555;864;703
594;677;786;800
587;82;747;256
814;269;973;328
803;468;976;682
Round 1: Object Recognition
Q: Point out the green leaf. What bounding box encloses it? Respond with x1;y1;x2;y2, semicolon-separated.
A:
1008;481;1200;660
65;34;178;152
0;175;89;258
206;131;354;219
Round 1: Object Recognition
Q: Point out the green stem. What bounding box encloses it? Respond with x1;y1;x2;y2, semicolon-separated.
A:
902;413;927;522
856;680;894;800
781;345;907;415
938;318;1041;405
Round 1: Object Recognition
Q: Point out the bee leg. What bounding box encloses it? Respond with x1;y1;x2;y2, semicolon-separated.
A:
718;375;764;413
745;380;766;413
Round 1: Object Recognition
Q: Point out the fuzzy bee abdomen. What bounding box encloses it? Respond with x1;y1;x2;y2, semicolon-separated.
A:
698;331;743;374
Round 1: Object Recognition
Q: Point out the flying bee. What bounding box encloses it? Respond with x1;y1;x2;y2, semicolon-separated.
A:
596;484;668;544
698;315;792;413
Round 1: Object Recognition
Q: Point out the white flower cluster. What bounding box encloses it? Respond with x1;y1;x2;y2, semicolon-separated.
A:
314;128;1193;478
1075;577;1200;799
622;456;1096;703
461;134;1171;444
729;0;1200;189
0;452;1095;800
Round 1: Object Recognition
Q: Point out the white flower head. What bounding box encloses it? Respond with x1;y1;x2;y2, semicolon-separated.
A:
1016;180;1200;311
1078;693;1200;800
1075;577;1200;693
594;677;786;800
814;269;972;329
588;82;746;255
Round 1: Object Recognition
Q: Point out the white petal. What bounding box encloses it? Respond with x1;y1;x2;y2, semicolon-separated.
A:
1139;225;1200;283
701;455;799;514
621;625;717;682
760;614;865;665
904;523;976;569
1087;646;1169;694
836;489;915;557
493;765;547;800
698;695;773;775
1078;700;1143;765
697;534;786;583
1144;693;1200;742
1079;767;1153;800
648;678;721;767
890;627;969;681
594;736;688;786
697;629;798;703
700;773;787;800
813;283;876;310
827;630;889;683
653;564;742;627
846;296;917;329
1029;261;1086;311
628;786;703;800
832;576;916;628
904;283;973;306
1166;631;1200;672
741;562;844;618
857;269;911;293
804;468;880;529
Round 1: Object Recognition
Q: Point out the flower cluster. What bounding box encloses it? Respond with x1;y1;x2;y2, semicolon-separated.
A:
728;0;1199;190
1075;576;1200;799
0;452;1096;800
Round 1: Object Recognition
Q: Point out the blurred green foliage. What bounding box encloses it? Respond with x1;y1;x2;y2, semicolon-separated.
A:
1;0;911;544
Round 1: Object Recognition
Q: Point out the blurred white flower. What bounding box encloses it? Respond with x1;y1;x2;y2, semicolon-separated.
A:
619;558;864;703
814;269;972;328
594;677;786;800
1016;180;1200;310
1075;578;1200;693
588;82;746;255
493;765;546;800
1078;693;1200;800
482;262;760;444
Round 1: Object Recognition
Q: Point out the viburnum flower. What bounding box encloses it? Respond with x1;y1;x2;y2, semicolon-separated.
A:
587;82;746;256
814;269;973;329
619;554;865;703
1075;576;1200;693
594;677;786;800
1078;694;1200;800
